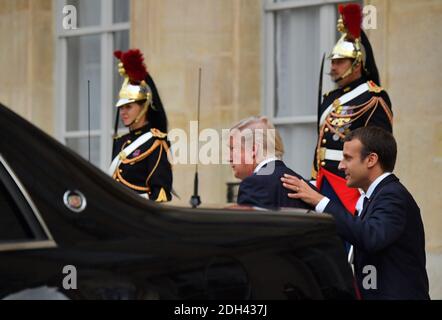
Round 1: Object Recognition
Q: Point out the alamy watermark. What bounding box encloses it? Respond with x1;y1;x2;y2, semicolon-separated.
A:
61;5;377;31
60;263;378;292
362;265;378;290
363;5;377;30
167;122;276;166
62;5;77;30
62;265;77;290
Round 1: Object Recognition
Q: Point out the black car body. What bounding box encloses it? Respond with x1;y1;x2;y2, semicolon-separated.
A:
0;103;355;300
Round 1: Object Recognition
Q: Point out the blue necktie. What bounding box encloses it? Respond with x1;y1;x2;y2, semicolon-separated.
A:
360;196;369;216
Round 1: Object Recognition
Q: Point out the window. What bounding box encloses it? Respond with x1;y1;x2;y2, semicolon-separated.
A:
0;174;31;241
263;0;351;177
0;155;55;251
55;0;130;170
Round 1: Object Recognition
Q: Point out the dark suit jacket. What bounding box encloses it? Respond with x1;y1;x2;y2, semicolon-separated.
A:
237;160;314;210
324;174;429;300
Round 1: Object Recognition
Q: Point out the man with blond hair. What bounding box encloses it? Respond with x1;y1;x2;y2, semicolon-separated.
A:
229;116;314;210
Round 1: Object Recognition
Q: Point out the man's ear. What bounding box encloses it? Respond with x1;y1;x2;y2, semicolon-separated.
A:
366;153;379;169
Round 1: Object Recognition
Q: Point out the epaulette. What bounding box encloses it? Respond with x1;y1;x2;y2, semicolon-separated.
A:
367;80;383;93
323;88;338;98
113;132;128;140
151;128;167;139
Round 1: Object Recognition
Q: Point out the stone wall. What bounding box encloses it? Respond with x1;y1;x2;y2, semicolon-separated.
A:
131;0;262;205
0;0;54;134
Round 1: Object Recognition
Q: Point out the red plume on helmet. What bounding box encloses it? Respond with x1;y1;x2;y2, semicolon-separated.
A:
113;49;148;84
339;3;362;40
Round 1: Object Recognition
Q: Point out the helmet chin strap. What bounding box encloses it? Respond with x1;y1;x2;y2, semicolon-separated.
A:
333;59;360;84
128;101;149;130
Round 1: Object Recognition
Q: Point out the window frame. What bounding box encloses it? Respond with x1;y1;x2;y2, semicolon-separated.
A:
0;155;56;252
262;0;355;176
262;0;353;125
54;0;130;170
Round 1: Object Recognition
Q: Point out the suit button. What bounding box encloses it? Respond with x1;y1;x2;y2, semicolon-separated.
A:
321;161;326;167
324;127;330;133
322;139;327;144
116;178;120;182
127;140;132;144
119;169;123;173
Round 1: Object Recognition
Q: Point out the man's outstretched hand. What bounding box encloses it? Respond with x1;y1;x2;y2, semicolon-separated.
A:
281;174;324;207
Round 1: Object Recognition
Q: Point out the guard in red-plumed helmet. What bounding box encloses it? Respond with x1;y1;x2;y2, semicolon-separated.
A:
109;49;172;202
311;3;393;217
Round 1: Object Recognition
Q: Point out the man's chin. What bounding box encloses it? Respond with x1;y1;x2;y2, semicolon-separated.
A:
346;180;356;188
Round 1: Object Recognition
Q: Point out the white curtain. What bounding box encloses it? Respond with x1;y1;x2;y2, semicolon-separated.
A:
276;6;320;118
66;35;101;132
273;4;337;177
62;0;130;167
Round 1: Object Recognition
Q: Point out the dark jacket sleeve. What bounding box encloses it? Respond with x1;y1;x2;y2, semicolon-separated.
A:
278;179;316;210
324;186;407;253
146;139;173;202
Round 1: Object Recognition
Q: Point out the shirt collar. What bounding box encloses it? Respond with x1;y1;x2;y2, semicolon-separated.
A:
253;157;279;174
340;75;367;93
365;172;392;199
130;123;150;135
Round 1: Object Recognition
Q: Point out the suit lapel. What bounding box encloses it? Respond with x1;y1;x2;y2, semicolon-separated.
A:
359;174;399;220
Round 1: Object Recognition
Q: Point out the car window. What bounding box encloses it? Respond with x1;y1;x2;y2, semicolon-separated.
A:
0;180;33;241
0;157;50;243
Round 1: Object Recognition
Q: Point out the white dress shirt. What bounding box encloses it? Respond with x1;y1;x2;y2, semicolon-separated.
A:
253;157;279;175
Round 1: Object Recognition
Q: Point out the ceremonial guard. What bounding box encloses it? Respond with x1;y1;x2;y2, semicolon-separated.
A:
312;4;393;214
109;49;172;202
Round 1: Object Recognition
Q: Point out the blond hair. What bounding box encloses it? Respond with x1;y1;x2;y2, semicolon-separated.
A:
230;116;284;163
